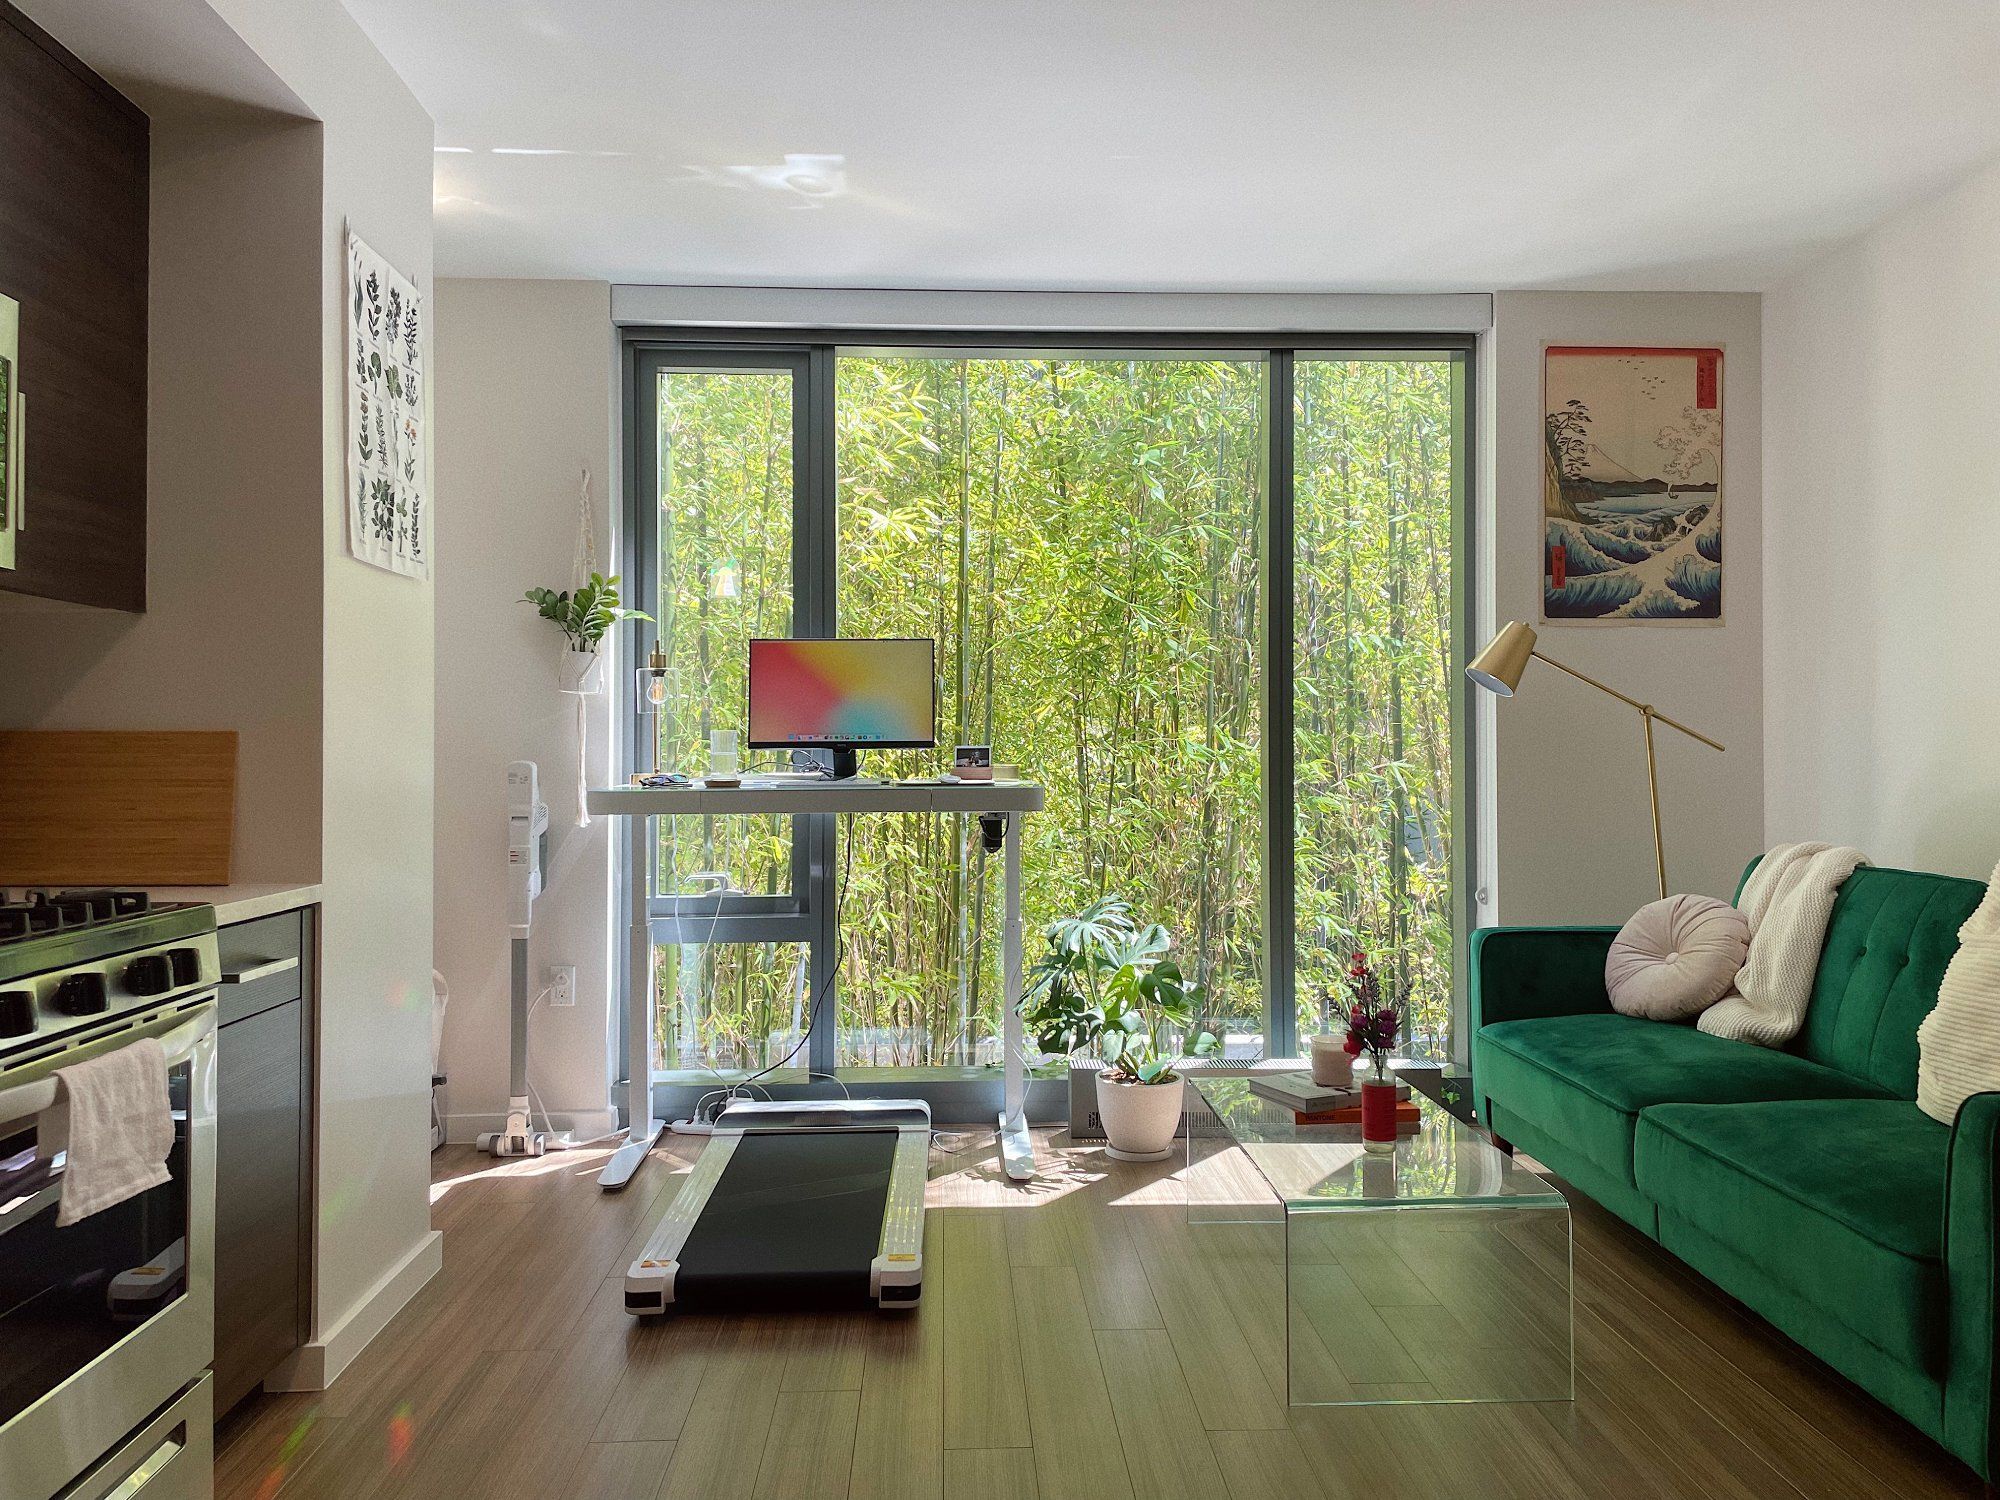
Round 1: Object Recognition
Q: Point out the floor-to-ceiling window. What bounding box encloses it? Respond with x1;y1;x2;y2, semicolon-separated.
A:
626;338;1467;1101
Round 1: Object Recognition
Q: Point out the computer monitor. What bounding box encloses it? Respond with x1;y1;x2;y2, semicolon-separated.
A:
747;638;937;779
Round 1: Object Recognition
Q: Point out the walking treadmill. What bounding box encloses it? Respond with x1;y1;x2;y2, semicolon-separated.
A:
624;1098;930;1315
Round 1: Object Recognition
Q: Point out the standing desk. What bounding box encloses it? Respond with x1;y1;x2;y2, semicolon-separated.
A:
586;779;1046;1189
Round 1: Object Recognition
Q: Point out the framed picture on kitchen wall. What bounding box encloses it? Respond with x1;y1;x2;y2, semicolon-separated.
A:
1542;345;1722;623
344;227;430;580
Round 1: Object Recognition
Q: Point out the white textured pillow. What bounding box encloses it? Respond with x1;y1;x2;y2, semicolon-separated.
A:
1916;861;2000;1125
1606;894;1749;1021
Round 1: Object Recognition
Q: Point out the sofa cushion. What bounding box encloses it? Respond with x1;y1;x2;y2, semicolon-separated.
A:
1635;1099;1950;1373
1606;893;1748;1020
1476;1013;1892;1187
1785;865;1986;1097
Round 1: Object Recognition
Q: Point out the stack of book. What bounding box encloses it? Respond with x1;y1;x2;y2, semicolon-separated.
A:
1248;1071;1421;1134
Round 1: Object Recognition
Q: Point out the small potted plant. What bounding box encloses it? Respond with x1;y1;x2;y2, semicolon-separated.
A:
1342;952;1408;1151
1022;895;1217;1161
521;571;651;693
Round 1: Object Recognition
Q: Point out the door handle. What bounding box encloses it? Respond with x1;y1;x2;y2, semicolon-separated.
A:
104;1428;184;1498
221;955;299;984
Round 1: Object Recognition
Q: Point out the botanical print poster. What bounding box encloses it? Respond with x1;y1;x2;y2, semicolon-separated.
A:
345;229;429;579
1543;345;1721;622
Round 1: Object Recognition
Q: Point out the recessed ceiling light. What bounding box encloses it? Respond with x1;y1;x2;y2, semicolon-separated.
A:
435;146;474;154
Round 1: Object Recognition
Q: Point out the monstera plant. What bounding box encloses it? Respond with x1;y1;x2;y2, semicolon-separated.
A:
1022;895;1217;1160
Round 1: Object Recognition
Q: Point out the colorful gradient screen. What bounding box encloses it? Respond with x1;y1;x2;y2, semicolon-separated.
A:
747;639;936;747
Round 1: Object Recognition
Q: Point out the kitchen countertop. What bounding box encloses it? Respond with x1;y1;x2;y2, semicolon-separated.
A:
142;882;322;927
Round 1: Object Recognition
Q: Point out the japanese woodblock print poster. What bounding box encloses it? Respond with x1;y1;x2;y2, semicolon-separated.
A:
345;230;429;579
1543;346;1721;622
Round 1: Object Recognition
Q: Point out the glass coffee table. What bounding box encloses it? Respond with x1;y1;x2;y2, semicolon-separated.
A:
1186;1076;1572;1407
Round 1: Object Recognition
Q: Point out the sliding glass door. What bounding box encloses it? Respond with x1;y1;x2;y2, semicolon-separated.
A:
626;338;1468;1099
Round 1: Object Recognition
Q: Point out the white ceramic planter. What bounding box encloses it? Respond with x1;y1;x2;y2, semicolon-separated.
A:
1095;1072;1185;1162
560;648;606;695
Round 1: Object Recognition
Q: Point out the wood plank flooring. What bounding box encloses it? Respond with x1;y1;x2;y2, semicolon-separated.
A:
216;1133;1985;1500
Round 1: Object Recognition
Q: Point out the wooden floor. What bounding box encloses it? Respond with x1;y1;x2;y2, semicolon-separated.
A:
216;1132;1984;1500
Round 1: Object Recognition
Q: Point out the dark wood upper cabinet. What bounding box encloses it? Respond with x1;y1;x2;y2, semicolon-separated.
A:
0;0;148;612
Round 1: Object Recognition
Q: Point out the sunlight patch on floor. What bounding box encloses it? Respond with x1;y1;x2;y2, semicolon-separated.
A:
428;1145;621;1203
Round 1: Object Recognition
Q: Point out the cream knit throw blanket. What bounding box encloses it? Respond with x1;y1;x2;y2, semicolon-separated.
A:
1698;841;1869;1047
1916;860;2000;1124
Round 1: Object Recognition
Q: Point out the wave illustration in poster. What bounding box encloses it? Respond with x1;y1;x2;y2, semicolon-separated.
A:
1543;345;1721;623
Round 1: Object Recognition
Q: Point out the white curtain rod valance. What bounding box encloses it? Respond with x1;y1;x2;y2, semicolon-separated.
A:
611;285;1492;336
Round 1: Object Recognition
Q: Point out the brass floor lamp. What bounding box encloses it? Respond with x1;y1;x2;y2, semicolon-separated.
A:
1466;620;1724;901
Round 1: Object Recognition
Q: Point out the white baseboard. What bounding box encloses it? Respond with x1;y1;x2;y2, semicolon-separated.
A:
443;1108;619;1144
265;1228;444;1392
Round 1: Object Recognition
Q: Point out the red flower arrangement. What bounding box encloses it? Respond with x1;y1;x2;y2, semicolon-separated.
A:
1342;952;1406;1083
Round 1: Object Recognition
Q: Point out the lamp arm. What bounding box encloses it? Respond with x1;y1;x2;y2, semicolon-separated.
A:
1528;650;1724;752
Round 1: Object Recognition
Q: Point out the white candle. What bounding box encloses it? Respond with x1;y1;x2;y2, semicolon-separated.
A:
1309;1033;1353;1088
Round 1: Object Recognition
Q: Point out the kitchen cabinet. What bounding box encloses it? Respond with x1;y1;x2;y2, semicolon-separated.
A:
212;904;315;1417
0;0;149;610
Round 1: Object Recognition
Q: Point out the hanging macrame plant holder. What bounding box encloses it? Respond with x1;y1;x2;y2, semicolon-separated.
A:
559;466;600;828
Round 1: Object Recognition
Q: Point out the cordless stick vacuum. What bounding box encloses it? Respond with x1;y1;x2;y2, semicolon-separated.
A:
479;761;570;1157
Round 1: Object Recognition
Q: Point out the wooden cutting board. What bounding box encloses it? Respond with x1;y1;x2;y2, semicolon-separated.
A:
0;730;237;885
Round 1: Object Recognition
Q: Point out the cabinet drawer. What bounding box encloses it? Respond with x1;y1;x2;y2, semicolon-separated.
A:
217;910;305;1025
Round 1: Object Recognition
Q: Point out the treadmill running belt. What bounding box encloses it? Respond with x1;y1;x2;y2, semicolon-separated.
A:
676;1129;899;1309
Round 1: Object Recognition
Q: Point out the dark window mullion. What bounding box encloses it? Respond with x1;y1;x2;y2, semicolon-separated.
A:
1264;352;1298;1060
801;347;840;1078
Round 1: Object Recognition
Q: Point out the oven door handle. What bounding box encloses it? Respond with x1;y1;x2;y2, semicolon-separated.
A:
0;1009;213;1130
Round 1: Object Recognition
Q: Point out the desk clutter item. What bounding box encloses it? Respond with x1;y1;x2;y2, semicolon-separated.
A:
0;730;237;885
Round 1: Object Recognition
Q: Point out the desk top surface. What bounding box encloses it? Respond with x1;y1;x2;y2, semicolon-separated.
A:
587;778;1045;815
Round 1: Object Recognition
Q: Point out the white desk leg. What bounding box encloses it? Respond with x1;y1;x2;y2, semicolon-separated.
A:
600;810;663;1190
997;810;1036;1181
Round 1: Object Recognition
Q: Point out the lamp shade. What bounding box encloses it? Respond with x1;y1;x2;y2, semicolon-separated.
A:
1466;620;1537;697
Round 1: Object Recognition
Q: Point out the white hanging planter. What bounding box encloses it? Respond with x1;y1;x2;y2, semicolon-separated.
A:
559;647;605;695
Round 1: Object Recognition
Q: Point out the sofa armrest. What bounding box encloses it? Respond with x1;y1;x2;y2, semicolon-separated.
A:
1944;1091;2000;1481
1468;926;1620;1032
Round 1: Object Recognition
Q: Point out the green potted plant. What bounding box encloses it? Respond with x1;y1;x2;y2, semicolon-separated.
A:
1021;895;1217;1161
521;571;650;693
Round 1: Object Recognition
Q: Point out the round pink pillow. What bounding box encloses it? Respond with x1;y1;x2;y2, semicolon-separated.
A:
1605;894;1749;1020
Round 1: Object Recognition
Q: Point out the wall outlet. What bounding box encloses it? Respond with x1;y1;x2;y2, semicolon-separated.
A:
549;966;576;1008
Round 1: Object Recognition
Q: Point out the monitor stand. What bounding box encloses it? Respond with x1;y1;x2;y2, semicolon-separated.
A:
826;747;862;781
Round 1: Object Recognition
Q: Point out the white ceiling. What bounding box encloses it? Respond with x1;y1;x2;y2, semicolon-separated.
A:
346;0;2000;292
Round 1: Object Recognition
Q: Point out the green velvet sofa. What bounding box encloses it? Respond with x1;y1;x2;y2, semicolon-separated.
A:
1470;862;1998;1482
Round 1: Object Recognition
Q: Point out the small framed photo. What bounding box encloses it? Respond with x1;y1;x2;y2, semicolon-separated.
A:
953;745;992;782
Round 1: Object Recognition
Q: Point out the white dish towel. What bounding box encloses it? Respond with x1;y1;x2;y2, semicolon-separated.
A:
53;1036;174;1227
1699;841;1869;1048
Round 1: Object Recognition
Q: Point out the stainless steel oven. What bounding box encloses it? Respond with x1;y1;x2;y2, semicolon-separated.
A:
0;893;218;1500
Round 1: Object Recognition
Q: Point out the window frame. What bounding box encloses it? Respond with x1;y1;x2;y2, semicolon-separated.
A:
620;331;1476;1107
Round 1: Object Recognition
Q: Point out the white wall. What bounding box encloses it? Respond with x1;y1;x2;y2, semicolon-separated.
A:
1483;292;1765;925
1763;158;2000;879
211;0;441;1367
432;278;618;1140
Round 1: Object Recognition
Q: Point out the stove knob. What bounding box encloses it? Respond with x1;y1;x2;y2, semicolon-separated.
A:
0;991;33;1038
127;953;174;996
53;972;109;1016
168;948;202;986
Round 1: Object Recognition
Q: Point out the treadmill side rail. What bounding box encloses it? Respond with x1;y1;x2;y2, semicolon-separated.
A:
625;1131;741;1314
870;1126;931;1310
